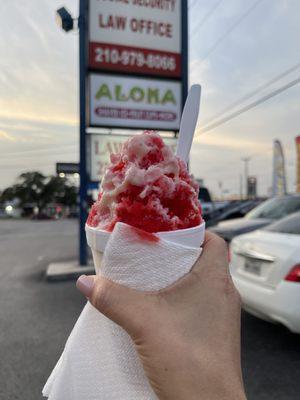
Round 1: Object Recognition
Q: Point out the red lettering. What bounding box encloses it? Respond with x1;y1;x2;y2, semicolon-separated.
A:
99;14;127;30
112;142;123;153
94;140;99;155
129;18;172;38
106;142;114;154
130;18;138;32
146;20;153;34
166;23;172;38
116;15;127;30
158;23;164;36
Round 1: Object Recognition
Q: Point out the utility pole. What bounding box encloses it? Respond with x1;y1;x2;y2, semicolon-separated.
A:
241;157;251;200
218;181;223;200
239;174;243;200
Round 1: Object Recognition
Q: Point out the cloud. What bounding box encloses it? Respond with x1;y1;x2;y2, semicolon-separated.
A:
0;130;16;142
0;111;78;128
194;131;270;153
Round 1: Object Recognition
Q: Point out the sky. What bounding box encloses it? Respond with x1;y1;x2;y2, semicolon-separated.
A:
0;0;300;198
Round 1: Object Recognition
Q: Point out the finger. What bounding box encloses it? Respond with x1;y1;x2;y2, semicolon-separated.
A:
76;275;148;335
202;230;227;252
192;231;229;275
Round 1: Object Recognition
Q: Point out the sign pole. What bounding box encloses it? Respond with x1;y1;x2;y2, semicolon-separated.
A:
79;0;88;265
181;0;188;110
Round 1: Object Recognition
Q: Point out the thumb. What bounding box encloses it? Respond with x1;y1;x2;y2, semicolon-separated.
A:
76;274;148;335
193;231;229;275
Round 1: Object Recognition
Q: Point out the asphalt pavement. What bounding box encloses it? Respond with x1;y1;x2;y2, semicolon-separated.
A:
0;219;299;400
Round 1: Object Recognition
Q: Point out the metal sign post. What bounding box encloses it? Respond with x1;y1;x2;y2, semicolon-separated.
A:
79;0;88;265
181;0;188;118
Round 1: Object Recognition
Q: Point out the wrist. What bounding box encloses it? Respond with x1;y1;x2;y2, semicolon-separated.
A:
209;379;246;400
174;372;246;400
164;381;246;400
180;387;246;400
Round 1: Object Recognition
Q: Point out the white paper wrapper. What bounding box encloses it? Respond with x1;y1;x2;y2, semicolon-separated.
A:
43;221;205;400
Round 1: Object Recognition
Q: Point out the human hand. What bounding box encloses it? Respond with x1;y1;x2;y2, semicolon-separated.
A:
76;232;246;400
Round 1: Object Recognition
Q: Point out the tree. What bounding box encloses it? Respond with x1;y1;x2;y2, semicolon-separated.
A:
0;171;78;214
1;186;18;203
41;176;77;208
15;172;47;209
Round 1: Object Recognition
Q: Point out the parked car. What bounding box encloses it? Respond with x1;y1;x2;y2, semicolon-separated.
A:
198;187;214;216
213;199;262;222
197;187;219;225
230;211;300;333
210;195;300;242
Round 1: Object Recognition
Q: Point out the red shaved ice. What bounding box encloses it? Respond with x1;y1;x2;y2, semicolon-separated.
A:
87;131;202;233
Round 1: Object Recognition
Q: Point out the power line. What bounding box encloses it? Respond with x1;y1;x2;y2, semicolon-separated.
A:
202;61;300;126
197;76;300;134
0;144;78;158
0;150;78;162
0;163;60;171
190;0;224;37
199;0;264;63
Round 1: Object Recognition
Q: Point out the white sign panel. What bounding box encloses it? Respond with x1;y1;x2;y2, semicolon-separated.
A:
89;0;181;77
89;73;182;130
89;134;177;182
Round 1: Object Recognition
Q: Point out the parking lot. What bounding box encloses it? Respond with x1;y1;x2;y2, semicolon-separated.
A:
0;219;299;400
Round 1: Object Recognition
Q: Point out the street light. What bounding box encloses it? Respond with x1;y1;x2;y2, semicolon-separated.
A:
56;7;74;32
5;205;13;215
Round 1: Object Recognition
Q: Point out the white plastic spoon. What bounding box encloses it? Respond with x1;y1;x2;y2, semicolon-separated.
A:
176;84;201;163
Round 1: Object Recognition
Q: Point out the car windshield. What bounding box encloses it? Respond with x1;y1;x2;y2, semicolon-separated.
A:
198;188;212;203
245;196;300;220
263;212;300;234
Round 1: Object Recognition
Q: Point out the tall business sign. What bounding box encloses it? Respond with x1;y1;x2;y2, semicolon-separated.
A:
78;0;188;264
88;0;186;132
89;73;182;129
89;0;182;77
272;140;287;197
296;136;300;193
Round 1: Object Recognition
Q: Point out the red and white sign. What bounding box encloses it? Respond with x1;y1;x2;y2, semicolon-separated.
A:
90;133;177;181
89;0;181;77
89;73;182;130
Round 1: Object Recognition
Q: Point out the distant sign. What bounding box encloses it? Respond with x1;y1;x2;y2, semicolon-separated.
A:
89;73;182;130
272;140;287;197
296;136;300;193
88;0;181;77
247;176;257;199
89;134;177;182
56;162;79;175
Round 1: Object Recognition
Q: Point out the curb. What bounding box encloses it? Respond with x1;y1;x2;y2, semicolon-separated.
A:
46;260;94;281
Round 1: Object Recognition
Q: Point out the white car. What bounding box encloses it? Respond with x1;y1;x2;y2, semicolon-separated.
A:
230;211;300;333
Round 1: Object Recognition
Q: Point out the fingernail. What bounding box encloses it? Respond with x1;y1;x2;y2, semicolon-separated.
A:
76;275;94;297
